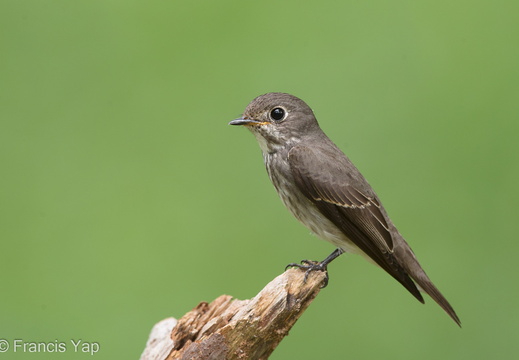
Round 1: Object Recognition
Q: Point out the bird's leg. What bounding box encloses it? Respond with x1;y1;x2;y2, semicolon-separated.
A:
285;248;344;288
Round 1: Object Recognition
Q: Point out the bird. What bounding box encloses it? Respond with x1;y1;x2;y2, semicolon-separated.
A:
229;92;461;326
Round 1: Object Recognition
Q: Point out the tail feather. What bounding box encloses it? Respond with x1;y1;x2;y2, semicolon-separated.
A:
413;271;461;327
394;241;461;327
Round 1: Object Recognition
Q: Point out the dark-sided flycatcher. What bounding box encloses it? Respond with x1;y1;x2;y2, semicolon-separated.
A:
229;92;460;326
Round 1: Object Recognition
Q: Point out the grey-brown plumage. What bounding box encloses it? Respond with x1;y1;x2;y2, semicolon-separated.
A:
229;92;460;326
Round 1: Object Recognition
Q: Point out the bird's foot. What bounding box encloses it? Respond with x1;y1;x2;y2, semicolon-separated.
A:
285;260;330;288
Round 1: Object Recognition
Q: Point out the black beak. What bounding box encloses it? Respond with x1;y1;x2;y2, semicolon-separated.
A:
228;117;262;126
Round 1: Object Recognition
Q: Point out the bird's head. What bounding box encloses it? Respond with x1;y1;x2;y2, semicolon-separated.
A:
229;93;320;153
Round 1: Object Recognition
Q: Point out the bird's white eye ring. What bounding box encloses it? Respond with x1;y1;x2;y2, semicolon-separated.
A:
269;107;287;122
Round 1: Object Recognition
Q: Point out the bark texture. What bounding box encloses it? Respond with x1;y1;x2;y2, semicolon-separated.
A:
140;268;327;360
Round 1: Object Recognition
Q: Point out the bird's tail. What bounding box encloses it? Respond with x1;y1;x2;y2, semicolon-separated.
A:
411;269;461;327
354;241;460;325
390;231;461;326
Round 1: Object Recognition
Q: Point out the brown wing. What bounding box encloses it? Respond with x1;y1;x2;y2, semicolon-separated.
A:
288;144;423;302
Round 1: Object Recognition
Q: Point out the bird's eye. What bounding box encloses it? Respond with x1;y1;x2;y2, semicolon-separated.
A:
270;107;286;121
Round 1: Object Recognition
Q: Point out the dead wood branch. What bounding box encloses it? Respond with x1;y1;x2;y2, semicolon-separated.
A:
140;268;326;360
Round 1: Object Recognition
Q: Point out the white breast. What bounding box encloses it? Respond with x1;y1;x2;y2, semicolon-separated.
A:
263;151;364;256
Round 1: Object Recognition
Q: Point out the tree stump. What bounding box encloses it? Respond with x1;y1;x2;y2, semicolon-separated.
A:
140;268;327;360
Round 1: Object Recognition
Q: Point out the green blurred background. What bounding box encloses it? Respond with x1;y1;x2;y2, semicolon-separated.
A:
1;0;518;359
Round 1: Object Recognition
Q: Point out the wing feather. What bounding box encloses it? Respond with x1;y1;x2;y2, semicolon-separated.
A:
288;144;423;302
289;145;393;251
